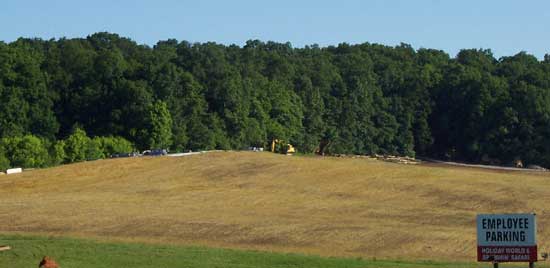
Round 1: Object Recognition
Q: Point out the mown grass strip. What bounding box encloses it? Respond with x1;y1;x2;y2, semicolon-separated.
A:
0;234;488;268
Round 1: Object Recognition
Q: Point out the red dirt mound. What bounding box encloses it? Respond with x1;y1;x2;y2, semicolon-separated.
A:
38;256;59;268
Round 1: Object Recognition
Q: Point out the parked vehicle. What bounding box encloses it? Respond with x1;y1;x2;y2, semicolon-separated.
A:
270;139;295;155
143;149;168;156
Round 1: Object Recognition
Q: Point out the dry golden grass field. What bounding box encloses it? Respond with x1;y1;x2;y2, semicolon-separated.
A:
1;151;549;261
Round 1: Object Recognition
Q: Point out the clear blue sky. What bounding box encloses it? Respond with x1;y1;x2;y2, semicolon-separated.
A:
1;0;549;59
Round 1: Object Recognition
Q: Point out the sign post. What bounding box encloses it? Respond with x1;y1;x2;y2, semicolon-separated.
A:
477;214;537;267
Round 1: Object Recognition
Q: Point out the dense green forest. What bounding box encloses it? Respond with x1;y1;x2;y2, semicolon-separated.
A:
1;32;550;169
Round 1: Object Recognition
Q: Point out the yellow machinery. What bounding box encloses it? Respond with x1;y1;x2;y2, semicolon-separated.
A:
271;139;296;155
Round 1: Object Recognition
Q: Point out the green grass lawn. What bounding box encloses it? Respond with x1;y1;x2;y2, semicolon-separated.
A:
0;234;489;268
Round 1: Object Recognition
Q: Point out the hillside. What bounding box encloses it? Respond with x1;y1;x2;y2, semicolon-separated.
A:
1;151;549;261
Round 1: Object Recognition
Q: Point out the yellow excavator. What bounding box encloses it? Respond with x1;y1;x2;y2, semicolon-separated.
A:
271;139;296;155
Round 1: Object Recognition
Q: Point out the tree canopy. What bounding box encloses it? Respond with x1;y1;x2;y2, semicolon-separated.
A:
1;33;550;168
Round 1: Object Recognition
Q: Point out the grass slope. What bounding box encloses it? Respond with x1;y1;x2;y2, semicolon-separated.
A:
0;234;478;268
1;152;549;261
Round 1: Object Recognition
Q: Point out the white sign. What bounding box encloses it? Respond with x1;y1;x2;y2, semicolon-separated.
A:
477;213;537;262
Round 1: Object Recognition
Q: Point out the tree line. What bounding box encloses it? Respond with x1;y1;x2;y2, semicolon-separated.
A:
1;32;550;170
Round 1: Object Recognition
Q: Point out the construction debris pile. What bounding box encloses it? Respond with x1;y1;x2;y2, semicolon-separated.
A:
330;154;421;165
